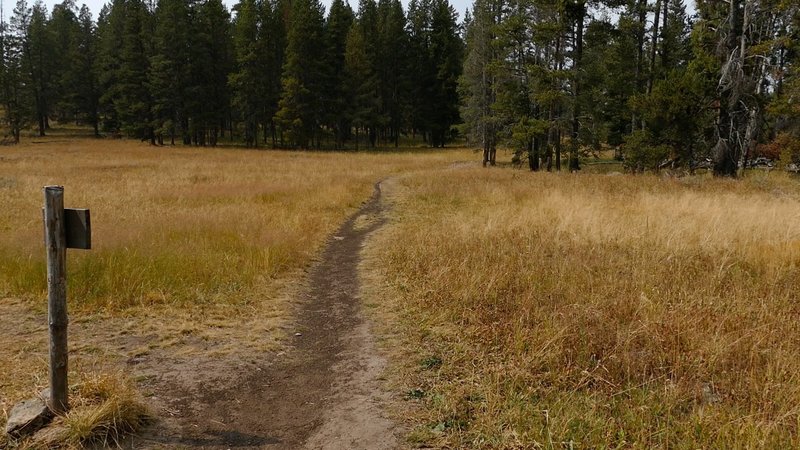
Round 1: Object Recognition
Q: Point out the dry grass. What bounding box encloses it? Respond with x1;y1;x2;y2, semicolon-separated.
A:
58;372;151;447
0;136;468;444
1;372;150;449
0;138;461;310
365;166;800;448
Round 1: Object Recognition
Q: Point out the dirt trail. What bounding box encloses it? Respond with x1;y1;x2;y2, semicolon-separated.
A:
133;182;398;449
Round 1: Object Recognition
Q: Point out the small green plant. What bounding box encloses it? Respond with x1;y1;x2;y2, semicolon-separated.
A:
420;355;442;370
406;388;427;399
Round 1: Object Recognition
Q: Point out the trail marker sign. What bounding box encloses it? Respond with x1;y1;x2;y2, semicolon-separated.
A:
64;208;91;249
42;186;91;415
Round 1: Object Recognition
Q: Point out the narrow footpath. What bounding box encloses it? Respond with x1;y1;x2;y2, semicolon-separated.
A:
136;182;398;449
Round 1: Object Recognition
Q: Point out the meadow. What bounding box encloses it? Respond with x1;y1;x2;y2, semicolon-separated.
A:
365;166;800;448
0;139;459;310
4;137;800;448
0;136;463;445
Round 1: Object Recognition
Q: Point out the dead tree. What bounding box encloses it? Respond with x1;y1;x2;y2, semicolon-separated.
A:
713;0;779;177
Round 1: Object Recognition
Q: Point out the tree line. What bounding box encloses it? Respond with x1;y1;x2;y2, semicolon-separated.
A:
0;0;463;148
460;0;799;176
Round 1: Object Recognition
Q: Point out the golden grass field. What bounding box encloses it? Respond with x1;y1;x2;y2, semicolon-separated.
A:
0;136;465;446
4;136;800;448
365;166;800;448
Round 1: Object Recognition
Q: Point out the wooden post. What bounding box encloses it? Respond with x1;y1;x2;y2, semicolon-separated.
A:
43;185;68;414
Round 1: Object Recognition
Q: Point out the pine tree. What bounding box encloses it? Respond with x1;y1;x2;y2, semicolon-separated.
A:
193;0;232;146
575;16;615;157
406;0;433;143
427;0;462;147
115;0;155;141
376;0;408;146
620;0;709;170
148;0;190;145
274;0;326;148
24;0;55;136
460;0;502;165
565;0;586;170
532;0;569;170
356;0;383;146
344;21;380;148
260;0;289;146
229;0;264;146
407;0;464;148
659;0;691;73
2;0;32;142
96;0;127;133
49;0;80;123
73;5;100;135
492;0;537;165
323;0;354;148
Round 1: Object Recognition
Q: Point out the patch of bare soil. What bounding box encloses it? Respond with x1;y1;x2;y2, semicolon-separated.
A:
129;182;399;449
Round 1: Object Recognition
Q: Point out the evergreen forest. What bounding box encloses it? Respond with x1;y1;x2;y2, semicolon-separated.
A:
0;0;463;149
462;0;799;175
0;0;798;176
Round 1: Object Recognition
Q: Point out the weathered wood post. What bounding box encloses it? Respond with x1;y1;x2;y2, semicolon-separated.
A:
43;185;68;414
42;186;91;415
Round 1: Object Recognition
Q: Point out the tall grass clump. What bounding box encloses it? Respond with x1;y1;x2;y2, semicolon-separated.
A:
372;168;800;448
59;372;151;446
0;372;150;449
